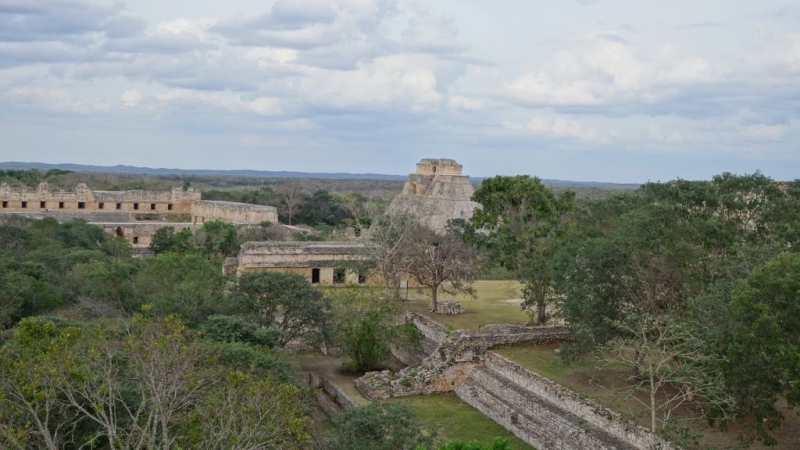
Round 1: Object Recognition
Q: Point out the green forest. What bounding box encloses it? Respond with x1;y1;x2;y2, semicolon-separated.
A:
1;170;799;449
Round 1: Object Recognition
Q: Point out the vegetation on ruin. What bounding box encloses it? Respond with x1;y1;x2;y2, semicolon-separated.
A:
3;168;800;448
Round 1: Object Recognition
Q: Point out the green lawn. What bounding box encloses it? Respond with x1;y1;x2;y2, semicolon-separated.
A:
387;393;534;450
405;280;530;329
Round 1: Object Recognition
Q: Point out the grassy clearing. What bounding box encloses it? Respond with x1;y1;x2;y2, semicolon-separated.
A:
387;393;534;450
404;280;530;329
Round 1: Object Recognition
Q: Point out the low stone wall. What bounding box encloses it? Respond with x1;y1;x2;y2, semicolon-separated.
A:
435;300;465;315
406;312;448;354
301;372;360;413
191;200;278;224
438;326;570;363
481;352;671;450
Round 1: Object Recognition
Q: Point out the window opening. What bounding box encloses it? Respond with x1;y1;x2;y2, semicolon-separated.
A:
311;268;321;284
21;201;27;208
333;268;346;284
59;202;64;209
78;202;85;209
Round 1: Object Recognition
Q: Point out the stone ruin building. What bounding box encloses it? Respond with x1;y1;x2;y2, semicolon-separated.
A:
388;158;480;231
0;182;278;248
226;241;372;285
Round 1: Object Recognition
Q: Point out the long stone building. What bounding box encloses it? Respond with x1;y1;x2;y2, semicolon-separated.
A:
230;241;371;285
388;158;480;231
0;182;278;248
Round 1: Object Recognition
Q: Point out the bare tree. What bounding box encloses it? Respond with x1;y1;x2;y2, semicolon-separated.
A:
275;182;303;225
404;226;479;312
599;312;733;433
365;211;419;299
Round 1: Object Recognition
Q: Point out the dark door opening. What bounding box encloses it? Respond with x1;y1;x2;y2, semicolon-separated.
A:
115;226;124;237
311;268;321;284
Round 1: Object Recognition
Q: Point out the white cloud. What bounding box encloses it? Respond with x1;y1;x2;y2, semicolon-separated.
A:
10;87;110;113
297;53;442;112
528;116;614;143
448;95;482;111
155;89;282;116
120;89;142;107
739;123;785;141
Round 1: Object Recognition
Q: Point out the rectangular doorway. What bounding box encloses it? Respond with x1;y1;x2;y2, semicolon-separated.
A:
311;268;320;284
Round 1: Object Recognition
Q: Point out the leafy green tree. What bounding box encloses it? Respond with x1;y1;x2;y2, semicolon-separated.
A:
133;252;228;324
298;189;347;226
177;370;312;450
74;259;136;314
332;402;433;450
201;314;280;347
331;288;420;372
723;253;800;445
58;219;105;250
470;175;575;324
194;220;239;262
235;271;331;347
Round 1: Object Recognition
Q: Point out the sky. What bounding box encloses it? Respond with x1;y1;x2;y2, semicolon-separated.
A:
0;0;798;183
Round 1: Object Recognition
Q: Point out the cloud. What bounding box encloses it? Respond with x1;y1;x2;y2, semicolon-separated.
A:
739;123;786;141
120;90;142;107
9;87;110;113
448;95;482;111
0;0;144;43
155;89;283;116
297;53;442;112
503;115;614;144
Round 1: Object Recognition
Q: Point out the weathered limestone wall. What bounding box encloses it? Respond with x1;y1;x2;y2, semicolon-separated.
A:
466;352;671;450
95;222;198;248
358;313;671;450
389;158;480;231
0;183;199;213
190;200;278;224
301;372;361;415
415;158;463;175
235;241;368;285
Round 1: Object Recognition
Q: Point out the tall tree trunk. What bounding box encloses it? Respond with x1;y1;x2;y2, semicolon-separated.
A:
430;285;438;313
537;283;547;325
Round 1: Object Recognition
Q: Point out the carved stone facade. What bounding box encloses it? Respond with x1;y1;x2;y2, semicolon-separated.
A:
0;182;278;248
233;241;372;285
190;200;278;224
388;158;480;231
0;182;199;213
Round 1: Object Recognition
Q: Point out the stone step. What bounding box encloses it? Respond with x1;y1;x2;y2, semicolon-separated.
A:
456;367;639;450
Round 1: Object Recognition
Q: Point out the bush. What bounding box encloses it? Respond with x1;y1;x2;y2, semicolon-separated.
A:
331;403;433;450
202;315;280;347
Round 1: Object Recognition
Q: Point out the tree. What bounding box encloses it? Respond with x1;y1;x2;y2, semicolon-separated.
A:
470;175;575;324
332;402;433;450
404;225;479;312
276;182;304;225
297;189;346;226
133;252;228;324
178;370;312;450
723;253;800;445
331;288;420;372
599;312;732;434
195;220;239;262
366;211;420;299
235;271;331;347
